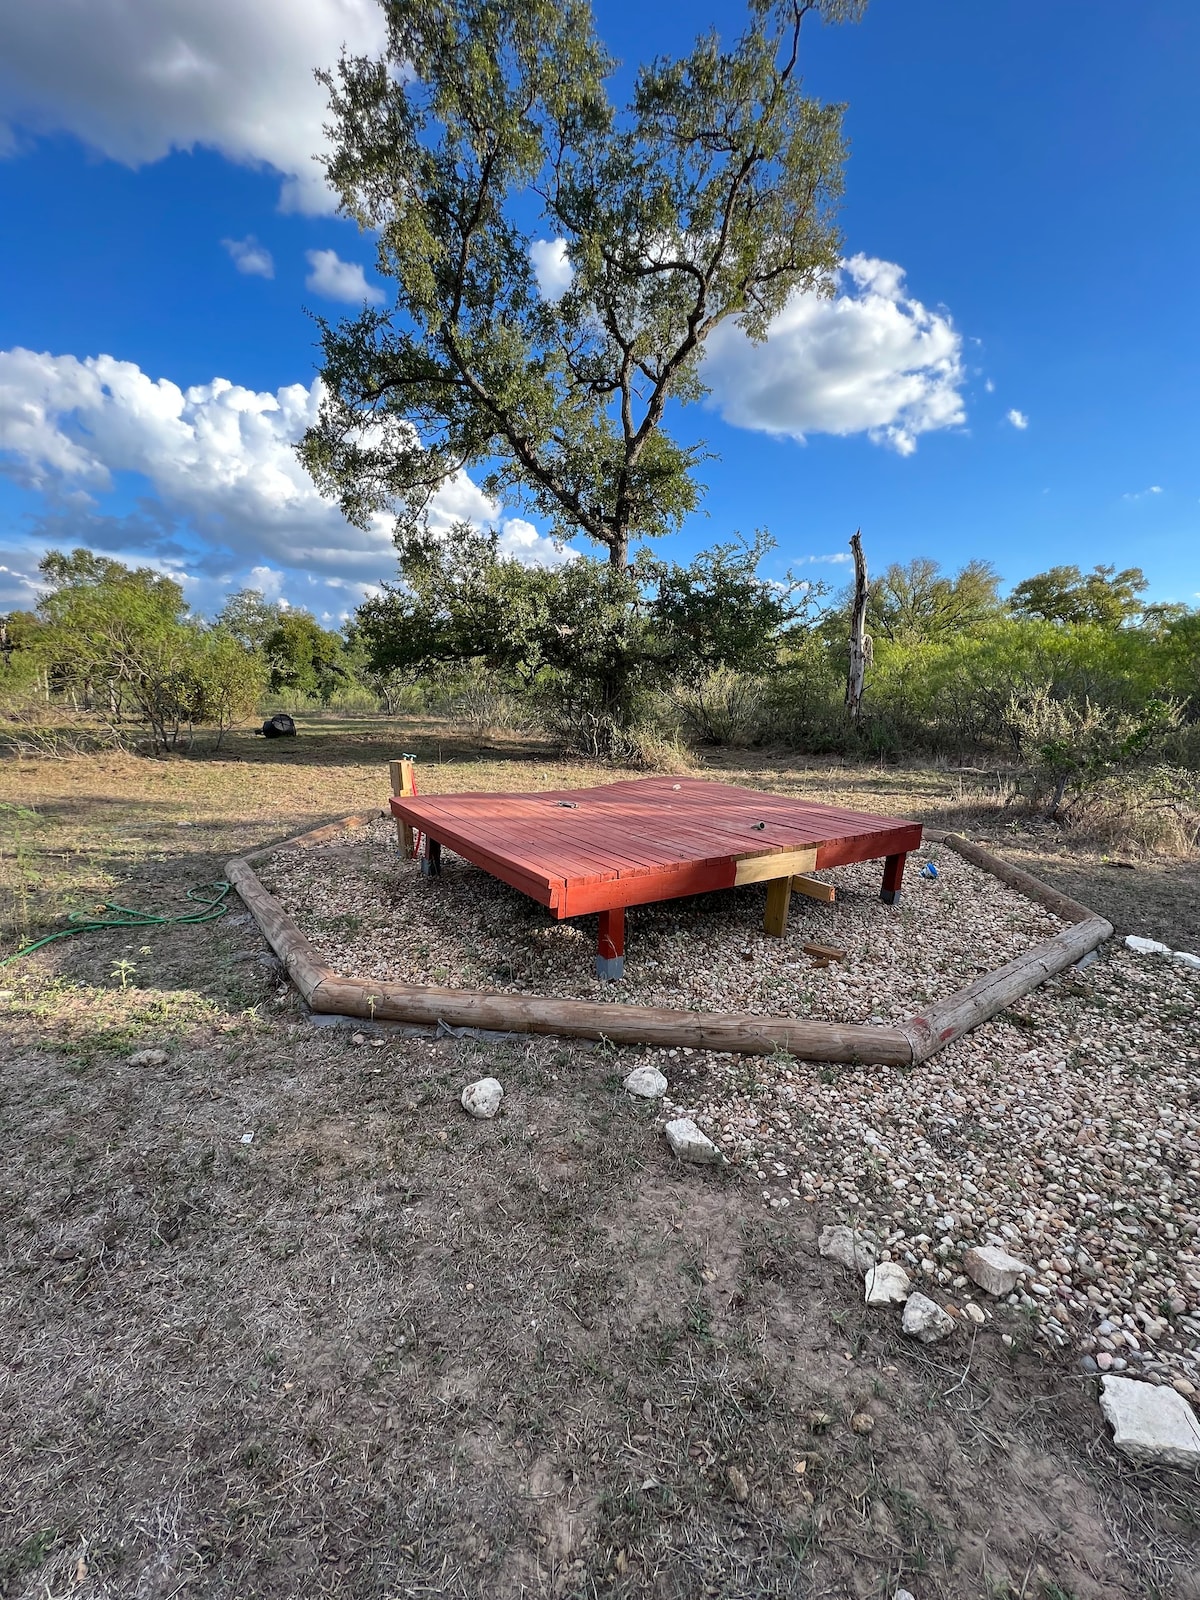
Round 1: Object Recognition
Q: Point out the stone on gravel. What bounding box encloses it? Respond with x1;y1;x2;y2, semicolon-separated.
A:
1099;1375;1200;1468
1124;935;1172;956
865;1263;911;1306
1171;950;1200;970
624;1065;668;1099
964;1302;986;1325
665;1118;722;1164
902;1292;956;1342
819;1224;876;1276
460;1077;504;1119
127;1049;167;1067
964;1245;1031;1296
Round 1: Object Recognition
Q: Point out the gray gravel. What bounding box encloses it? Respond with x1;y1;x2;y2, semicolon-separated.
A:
259;821;1062;1020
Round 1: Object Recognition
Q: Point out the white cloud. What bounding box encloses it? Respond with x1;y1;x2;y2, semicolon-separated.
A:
222;235;274;278
984;378;995;393
1123;485;1163;501
305;248;385;305
0;0;386;214
802;552;851;564
529;239;573;302
1006;408;1029;430
701;255;966;456
0;347;570;616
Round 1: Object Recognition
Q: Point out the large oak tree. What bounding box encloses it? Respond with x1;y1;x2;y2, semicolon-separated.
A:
300;0;867;568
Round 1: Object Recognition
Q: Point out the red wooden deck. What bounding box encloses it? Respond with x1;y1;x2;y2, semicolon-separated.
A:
391;778;922;980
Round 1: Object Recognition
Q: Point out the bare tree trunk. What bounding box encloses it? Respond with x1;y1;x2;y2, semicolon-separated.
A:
845;529;869;723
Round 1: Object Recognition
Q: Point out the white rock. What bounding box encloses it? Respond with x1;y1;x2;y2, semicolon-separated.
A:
127;1049;167;1067
624;1066;668;1099
1099;1375;1200;1468
1171;950;1200;970
902;1292;955;1342
865;1263;911;1306
895;1591;917;1600
664;1118;722;1164
964;1302;986;1325
819;1224;876;1276
1124;935;1172;956
460;1077;504;1119
964;1245;1031;1296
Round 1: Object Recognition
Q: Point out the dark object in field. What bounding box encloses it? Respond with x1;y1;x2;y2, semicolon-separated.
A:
260;714;297;739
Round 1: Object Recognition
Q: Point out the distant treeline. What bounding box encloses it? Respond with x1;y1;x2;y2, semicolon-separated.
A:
2;537;1198;850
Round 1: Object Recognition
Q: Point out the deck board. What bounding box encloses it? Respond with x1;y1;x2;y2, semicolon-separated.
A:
393;778;922;918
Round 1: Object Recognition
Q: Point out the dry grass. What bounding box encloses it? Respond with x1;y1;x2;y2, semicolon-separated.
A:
1;716;1198;1599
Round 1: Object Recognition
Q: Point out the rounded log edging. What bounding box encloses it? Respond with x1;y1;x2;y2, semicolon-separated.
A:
225;811;1113;1063
938;832;1096;924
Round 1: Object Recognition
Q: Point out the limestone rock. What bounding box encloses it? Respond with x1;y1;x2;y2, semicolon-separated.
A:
963;1302;986;1325
1171;950;1200;970
624;1066;668;1099
865;1263;911;1306
819;1224;876;1276
460;1077;504;1119
1125;935;1172;956
964;1244;1031;1296
127;1048;168;1067
902;1292;955;1343
664;1118;722;1165
1099;1375;1200;1468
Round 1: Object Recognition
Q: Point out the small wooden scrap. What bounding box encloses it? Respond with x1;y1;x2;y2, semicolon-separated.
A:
802;942;846;962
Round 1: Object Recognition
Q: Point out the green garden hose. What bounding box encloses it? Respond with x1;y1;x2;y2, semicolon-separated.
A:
0;881;233;967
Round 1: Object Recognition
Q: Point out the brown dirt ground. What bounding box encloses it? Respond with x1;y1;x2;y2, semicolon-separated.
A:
1;718;1198;1599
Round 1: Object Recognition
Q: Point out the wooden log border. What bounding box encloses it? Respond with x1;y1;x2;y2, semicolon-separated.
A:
226;815;1112;1065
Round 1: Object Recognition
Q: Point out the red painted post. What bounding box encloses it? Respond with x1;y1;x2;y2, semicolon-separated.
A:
881;852;906;905
596;907;625;981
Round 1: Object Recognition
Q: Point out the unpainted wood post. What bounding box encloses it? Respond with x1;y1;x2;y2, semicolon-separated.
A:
596;907;625;981
763;876;792;938
389;757;416;858
881;852;906;905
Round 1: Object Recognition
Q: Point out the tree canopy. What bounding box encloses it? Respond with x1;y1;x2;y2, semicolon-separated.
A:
867;557;1002;643
300;0;867;566
1009;563;1149;627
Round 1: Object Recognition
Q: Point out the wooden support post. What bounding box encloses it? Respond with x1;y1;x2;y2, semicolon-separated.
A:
596;907;625;981
388;757;417;858
763;876;792;938
881;852;906;905
421;838;442;878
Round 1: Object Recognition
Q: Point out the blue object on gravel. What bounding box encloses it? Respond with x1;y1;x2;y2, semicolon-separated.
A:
921;861;939;879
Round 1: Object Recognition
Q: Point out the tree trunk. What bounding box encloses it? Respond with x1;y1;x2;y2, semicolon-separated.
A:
845;529;869;722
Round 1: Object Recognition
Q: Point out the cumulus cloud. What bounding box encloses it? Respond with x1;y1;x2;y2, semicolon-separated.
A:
305;248;385;305
0;0;386;214
222;235;274;278
0;347;569;617
1123;485;1162;501
529;239;573;301
1006;408;1029;430
701;255;966;456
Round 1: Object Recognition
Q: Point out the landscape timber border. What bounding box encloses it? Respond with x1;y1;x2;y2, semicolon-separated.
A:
226;814;1113;1065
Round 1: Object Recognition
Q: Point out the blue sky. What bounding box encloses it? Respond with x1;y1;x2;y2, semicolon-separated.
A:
0;0;1196;621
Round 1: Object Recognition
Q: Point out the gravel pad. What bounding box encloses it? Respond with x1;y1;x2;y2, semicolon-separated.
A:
258;821;1063;1020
